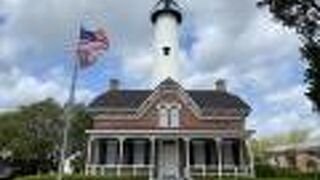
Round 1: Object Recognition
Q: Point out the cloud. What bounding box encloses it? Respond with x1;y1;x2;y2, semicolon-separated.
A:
0;67;93;108
0;0;318;138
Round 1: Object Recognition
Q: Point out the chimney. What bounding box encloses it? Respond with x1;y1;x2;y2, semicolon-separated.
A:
215;79;227;92
109;79;120;91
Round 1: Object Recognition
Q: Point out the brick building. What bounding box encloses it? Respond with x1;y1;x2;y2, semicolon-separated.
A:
85;78;255;179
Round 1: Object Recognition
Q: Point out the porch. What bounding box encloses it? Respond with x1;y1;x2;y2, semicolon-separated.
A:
85;134;255;179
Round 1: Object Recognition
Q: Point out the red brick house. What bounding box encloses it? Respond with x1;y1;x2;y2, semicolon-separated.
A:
85;0;255;179
85;78;255;179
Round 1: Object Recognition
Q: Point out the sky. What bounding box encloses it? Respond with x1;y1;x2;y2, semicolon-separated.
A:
0;0;319;139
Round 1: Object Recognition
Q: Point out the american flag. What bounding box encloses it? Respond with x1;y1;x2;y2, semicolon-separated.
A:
76;26;109;68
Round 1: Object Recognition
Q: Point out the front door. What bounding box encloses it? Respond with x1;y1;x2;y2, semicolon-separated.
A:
158;140;179;179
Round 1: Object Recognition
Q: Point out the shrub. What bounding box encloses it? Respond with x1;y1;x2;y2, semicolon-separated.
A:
15;174;148;180
255;164;320;178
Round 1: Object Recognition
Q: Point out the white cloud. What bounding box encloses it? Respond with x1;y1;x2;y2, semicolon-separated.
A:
0;68;93;107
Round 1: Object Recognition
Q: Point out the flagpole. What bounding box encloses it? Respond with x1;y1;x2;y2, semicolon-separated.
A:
57;55;79;180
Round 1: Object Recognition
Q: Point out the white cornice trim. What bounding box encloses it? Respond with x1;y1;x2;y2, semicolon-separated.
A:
86;129;251;135
200;116;243;120
87;108;137;113
92;114;243;121
85;129;255;139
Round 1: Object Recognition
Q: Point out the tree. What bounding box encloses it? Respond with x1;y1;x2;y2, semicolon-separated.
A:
257;0;320;112
0;98;90;174
251;129;309;163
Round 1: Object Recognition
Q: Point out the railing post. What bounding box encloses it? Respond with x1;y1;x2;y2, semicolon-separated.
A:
234;166;238;177
202;164;206;177
133;164;137;176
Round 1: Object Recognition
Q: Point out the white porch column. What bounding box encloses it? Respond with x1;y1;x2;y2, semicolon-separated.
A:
246;139;255;177
216;137;222;178
184;137;190;179
149;137;155;180
239;139;244;173
117;137;124;176
93;139;100;164
85;136;93;175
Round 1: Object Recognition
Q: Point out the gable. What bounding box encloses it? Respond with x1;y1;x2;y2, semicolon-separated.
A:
137;79;201;118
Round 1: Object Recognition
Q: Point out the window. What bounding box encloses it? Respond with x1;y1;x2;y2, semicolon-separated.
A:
158;103;180;127
133;140;145;165
169;106;179;127
163;46;171;56
159;106;168;127
105;140;117;165
192;140;206;165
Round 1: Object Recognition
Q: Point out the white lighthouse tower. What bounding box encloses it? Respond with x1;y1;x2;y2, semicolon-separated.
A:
151;0;183;83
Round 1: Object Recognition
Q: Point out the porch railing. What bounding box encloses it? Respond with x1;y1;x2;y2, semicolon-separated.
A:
86;164;154;177
189;164;251;177
86;164;251;177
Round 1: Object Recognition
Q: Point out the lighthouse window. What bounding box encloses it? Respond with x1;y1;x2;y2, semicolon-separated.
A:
163;46;171;56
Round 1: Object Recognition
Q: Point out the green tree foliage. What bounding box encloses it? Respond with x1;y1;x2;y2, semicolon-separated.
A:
0;98;90;173
251;129;309;163
257;0;320;112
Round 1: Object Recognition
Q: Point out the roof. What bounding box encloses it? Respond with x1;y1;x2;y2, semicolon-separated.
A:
151;0;182;24
267;141;320;153
90;90;152;109
89;89;250;110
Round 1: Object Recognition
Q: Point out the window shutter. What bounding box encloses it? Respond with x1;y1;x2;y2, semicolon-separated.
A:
190;141;194;165
205;141;212;165
124;141;128;164
129;141;134;164
103;140;107;164
99;139;106;164
106;140;117;165
145;141;150;164
233;140;240;165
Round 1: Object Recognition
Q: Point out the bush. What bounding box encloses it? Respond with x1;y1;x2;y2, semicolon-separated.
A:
255;164;320;178
15;174;148;180
194;177;318;180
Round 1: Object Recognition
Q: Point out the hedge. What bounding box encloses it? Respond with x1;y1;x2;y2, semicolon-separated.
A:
14;174;148;180
193;177;319;180
17;175;320;180
255;164;320;178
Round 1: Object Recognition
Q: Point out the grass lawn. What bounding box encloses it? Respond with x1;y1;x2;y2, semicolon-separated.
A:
15;175;320;180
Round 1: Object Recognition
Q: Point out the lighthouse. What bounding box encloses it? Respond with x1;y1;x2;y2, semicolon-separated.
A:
151;0;183;83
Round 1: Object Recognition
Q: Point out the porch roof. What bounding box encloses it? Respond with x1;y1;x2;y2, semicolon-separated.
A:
86;129;255;139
